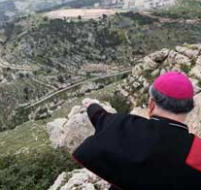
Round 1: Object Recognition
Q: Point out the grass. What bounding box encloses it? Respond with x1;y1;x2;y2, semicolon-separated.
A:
0;120;48;156
0;79;126;189
0;120;77;190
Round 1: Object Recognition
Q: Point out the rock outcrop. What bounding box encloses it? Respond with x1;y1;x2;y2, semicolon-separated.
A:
48;169;110;190
48;44;201;190
121;43;201;136
47;98;116;153
47;99;117;190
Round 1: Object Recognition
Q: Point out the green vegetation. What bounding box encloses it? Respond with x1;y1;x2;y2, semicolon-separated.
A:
0;148;76;190
2;2;201;189
180;64;192;74
0;80;126;190
102;93;132;113
154;0;201;19
0;121;78;190
198;80;201;88
2;10;201;130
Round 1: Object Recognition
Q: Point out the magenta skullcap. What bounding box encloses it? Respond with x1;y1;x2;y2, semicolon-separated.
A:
153;71;194;99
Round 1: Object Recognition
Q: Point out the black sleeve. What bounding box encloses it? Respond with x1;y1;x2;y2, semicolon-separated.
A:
87;103;117;134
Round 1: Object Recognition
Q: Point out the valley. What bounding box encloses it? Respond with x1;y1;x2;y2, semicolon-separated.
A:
1;0;201;189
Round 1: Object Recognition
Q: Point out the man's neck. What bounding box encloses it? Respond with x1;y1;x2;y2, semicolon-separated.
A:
150;109;187;124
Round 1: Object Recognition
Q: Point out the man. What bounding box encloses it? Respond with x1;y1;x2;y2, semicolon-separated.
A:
73;71;201;190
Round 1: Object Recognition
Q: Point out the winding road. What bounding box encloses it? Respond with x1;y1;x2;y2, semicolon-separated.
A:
20;69;132;110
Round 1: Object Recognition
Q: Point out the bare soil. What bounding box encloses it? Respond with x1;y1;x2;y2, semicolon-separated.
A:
45;8;120;19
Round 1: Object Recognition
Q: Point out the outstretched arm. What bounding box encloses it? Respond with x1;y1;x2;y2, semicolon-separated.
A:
87;103;116;134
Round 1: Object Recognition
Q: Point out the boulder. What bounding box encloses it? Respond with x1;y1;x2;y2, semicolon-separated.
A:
184;43;201;51
62;111;94;153
175;46;199;59
47;118;68;149
148;48;170;62
190;56;201;78
47;98;116;153
164;50;191;67
48;172;67;190
50;169;110;190
143;56;158;70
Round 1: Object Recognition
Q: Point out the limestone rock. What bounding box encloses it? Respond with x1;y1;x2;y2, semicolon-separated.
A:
148;48;170;62
68;105;82;119
184;43;201;51
164;50;191;67
191;79;201;94
51;169;110;190
48;172;67;190
175;46;199;59
187;92;201;137
62;111;94;153
47;98;116;153
121;43;201;137
131;63;144;76
143;56;158;70
190;65;201;79
47;118;68;149
190;56;201;78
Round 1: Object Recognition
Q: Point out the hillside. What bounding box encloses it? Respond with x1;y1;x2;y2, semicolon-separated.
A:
1;1;201;189
0;0;101;26
1;8;201;130
1;42;201;189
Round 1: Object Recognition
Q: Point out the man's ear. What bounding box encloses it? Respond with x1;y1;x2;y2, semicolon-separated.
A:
148;97;155;116
193;98;196;109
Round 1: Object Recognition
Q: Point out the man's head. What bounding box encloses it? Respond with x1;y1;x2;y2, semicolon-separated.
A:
148;71;194;122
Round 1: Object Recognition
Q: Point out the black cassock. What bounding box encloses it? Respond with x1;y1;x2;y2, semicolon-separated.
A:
73;104;201;190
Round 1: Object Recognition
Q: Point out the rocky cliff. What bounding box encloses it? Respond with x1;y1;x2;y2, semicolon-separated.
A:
47;43;201;189
120;43;201;135
1;2;201;189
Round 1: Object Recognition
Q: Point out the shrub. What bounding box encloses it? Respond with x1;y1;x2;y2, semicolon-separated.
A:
0;148;78;190
102;92;132;113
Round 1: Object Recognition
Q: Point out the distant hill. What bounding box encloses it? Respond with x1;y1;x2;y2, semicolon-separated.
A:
0;0;100;26
0;0;179;26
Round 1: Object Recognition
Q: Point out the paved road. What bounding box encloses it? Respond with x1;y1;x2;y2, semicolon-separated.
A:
22;69;132;110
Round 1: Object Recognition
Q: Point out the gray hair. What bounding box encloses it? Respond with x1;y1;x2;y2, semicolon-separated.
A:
149;86;194;114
